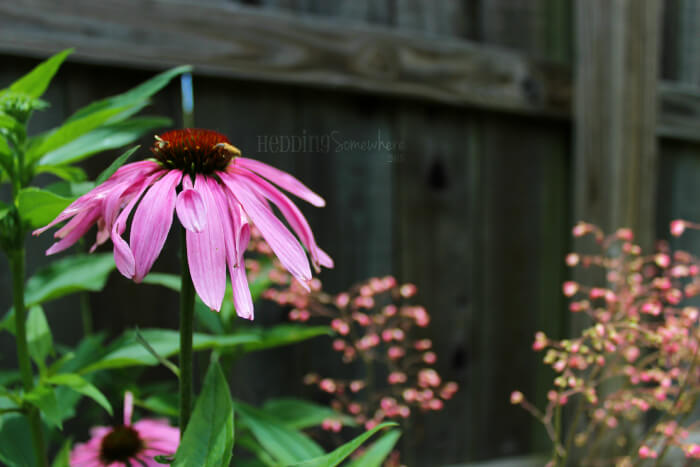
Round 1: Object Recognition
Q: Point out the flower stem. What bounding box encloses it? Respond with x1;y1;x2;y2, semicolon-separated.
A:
179;226;195;435
9;246;48;467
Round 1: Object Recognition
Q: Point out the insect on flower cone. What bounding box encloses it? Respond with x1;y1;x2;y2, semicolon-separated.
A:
34;129;333;318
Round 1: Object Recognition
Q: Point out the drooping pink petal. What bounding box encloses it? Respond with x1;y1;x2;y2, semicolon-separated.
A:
186;175;227;310
111;171;165;279
220;172;312;285
238;167;332;271
233;157;326;207
46;210;100;255
231;223;254;320
176;176;207;233
130;170;182;282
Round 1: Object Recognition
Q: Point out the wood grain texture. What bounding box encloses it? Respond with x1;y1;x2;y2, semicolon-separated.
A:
573;0;663;252
0;0;570;117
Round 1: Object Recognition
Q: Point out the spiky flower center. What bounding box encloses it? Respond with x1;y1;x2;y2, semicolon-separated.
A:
151;128;241;175
99;425;143;463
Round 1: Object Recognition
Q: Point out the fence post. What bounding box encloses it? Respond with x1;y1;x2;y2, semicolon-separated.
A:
573;0;663;251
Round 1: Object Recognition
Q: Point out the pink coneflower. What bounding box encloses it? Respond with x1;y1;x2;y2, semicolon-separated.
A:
70;392;179;467
34;129;332;318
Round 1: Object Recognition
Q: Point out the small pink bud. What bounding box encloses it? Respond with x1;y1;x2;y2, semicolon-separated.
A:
428;399;444;410
423;351;437;364
565;253;580;266
348;403;362;415
415;339;432;351
638;445;657;459
388;346;405;360
332;339;345;351
319;379;337;393
686;444;700;458
335;293;350;308
510;391;524;404
349;380;365;392
321;418;342;432
563;281;579;297
398;405;411;418
403;388;418;402
359;285;373;297
616;228;634;241
572;222;590;237
655;253;671;268
418;369;441;388
388;372;407;384
670;220;686;237
352;312;371;326
383;305;397;316
624;346;640;362
331;319;350;335
400;284;417;298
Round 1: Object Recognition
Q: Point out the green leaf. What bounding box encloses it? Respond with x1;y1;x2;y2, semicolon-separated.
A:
45;180;95;198
51;439;72;467
345;429;401;467
67;65;191;123
261;398;356;430
238;324;331;354
0;413;38;467
235;401;324;465
44;373;113;416
26;105;131;164
80;329;260;374
142;272;181;291
137;394;178;417
173;362;233;467
24;384;62;428
288;422;398;467
35;164;87;182
27;306;52;366
25;254;115;307
38;117;167;166
95;145;140;184
16;187;73;229
7;49;72;98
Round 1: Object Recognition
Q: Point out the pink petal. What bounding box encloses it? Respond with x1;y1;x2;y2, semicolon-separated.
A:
238;167;332;271
234;157;326;207
221;172;312;284
176;177;207;233
45;209;100;255
231;213;253;320
186;175;227;310
111;171;165;279
130;170;182;282
124;391;134;426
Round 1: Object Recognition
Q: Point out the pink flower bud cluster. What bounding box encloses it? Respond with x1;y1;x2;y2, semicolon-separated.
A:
248;229;456;464
514;222;700;465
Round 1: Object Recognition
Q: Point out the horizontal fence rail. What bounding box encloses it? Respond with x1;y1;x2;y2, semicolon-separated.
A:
0;0;698;141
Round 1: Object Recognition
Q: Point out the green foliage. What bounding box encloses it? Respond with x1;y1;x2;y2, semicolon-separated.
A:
261;398;356;430
79;329;260;374
0;412;38;467
288;422;398;467
345;429;402;467
7;49;72;99
44;373;112;416
173;362;234;467
235;401;324;465
26;306;52;367
238;324;331;353
16;187;73;229
24;254;116;307
50;440;72;467
24;384;62;429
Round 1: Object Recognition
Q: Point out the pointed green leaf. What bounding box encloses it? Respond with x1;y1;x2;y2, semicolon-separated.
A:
24;384;62;428
25;254;116;307
25;105;131;163
79;329;260;373
38;116;167;166
7;49;72;98
235;402;324;465
27;306;52;366
173;362;233;467
67;65;191;123
345;429;401;467
239;324;331;354
44;180;95;198
261;398;356;430
45;373;113;416
35;164;88;182
51;439;72;467
288;422;398;467
16;187;73;229
95;145;140;184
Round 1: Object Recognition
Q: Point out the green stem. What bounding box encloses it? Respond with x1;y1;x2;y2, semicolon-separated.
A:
9;247;48;467
179;227;195;435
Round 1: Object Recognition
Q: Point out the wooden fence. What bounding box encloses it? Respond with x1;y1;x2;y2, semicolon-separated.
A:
1;1;699;465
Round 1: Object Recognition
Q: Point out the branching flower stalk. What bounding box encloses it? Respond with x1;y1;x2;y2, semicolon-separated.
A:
512;221;700;466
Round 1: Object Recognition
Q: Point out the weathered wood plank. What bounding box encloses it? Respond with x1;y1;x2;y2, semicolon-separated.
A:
573;0;663;252
0;0;569;117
